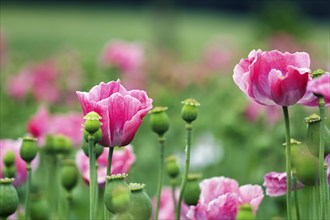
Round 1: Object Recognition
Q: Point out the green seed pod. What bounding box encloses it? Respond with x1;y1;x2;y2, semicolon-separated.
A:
305;114;330;157
3;166;16;178
93;128;102;143
3;151;15;167
149;107;170;137
165;156;180;179
113;213;133;220
183;173;201;206
181;99;200;124
0;178;19;219
61;160;79;192
84;111;102;134
82;142;104;159
44;135;55;154
30;194;49;220
53;135;72;154
236;204;255;220
294;150;318;186
20;137;38;163
283;139;302;170
127;183;152;219
104;174;131;214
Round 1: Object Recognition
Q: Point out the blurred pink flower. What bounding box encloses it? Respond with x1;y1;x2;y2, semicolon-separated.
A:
100;40;144;73
27;106;83;147
6;69;33;100
244;100;281;125
202;42;235;72
305;72;330;105
0;139;39;187
263;172;304;197
75;145;136;186
187;177;264;219
152;187;189;220
233;50;311;106
76;80;152;147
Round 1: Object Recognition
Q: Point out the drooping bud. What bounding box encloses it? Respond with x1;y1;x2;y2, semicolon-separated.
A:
127;183;152;219
0;178;19;219
183;173;201;206
3;151;15;167
104;174;131;214
84;111;102;134
20;137;38;163
181;98;200;124
61;160;79;192
236;204;255;220
305;114;330;157
166;156;180;179
150;107;170;137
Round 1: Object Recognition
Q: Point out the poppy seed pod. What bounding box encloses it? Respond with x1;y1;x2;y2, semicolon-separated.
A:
20;137;38;163
82;141;104;159
181;99;200;123
183;173;201;206
150;107;170;137
3;151;15;167
104;174;131;214
127;183;152;219
84;111;102;134
165;156;180;179
3;166;16;179
113;213;133;220
294;150;318;186
305;114;330;157
53;135;72;155
61;160;79;192
0;178;19;219
236;204;255;220
30;194;49;220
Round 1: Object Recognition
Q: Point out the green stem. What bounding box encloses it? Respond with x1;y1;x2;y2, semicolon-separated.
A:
282;106;292;219
176;124;192;220
88;137;96;220
155;136;165;220
318;96;326;219
293;172;300;220
66;192;72;219
24;164;32;220
171;179;177;210
104;147;114;220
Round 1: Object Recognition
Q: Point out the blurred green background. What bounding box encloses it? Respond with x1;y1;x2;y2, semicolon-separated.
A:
0;1;329;219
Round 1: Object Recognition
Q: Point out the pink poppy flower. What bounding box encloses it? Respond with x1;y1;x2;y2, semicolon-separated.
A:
233;50;311;106
27;106;83;147
76;80;152;147
263;172;304;197
100;40;144;73
187;177;264;219
305;72;330;105
6;69;33;100
0;139;39;187
152;187;189;220
75;145;136;186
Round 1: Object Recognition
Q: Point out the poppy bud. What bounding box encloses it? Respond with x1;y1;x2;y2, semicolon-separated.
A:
84;111;102;134
20;137;38;163
104;174;131;214
183;173;201;206
181;98;200;124
166;156;180;179
150;107;170;137
0;178;19;219
127;183;152;219
236;204;255;220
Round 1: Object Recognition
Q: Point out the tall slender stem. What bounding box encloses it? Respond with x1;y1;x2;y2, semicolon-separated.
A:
24;164;32;220
318;96;326;219
282;106;292;219
88;137;96;220
171;179;177;209
104;147;114;220
155;136;165;220
293;172;300;220
176;124;192;220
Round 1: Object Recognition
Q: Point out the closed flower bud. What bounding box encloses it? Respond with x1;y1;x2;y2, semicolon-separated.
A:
166;156;180;179
127;183;152;219
84;111;102;134
305;114;330;157
181;98;200;123
82;142;104;159
3;166;16;178
3;151;15;167
183;173;201;206
236;204;255;220
61;160;79;192
0;178;19;219
104;174;131;214
150;107;170;136
20;137;38;163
